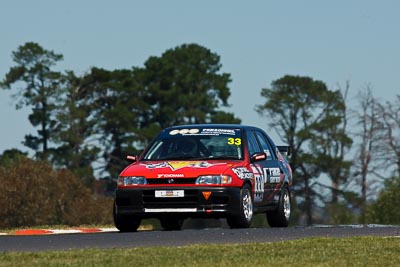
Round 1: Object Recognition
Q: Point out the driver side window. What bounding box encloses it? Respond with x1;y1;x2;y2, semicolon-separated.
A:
254;131;275;160
246;131;261;156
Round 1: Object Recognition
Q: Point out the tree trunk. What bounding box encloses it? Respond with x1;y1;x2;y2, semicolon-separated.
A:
304;176;313;225
332;177;339;204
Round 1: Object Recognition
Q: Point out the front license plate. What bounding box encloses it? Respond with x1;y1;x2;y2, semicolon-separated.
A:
155;190;184;198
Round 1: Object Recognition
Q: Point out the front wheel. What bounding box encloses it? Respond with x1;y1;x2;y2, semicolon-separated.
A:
266;186;291;227
113;202;141;232
227;184;253;228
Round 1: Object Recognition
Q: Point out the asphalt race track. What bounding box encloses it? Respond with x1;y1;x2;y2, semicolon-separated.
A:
1;225;400;252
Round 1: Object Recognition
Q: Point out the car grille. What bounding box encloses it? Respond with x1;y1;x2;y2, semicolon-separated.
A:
147;178;197;185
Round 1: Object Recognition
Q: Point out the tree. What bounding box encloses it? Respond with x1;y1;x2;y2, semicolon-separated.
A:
86;67;152;179
309;84;352;193
50;71;101;187
1;42;241;185
256;75;349;225
364;95;400;224
308;83;353;224
377;95;400;176
0;42;63;160
0;149;28;166
352;86;383;223
92;44;240;179
367;176;400;224
143;43;240;128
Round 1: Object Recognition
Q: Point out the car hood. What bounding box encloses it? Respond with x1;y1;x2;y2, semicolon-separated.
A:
120;160;242;179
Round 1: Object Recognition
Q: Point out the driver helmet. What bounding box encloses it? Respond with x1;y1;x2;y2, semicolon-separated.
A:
176;138;197;154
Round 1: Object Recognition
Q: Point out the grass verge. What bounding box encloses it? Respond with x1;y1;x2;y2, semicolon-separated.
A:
1;236;400;266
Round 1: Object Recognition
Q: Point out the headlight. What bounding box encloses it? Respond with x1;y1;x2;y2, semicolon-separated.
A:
195;175;232;185
118;176;147;186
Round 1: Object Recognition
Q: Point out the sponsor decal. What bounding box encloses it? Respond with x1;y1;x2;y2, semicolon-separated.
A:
251;165;282;202
201;128;237;136
251;164;264;203
232;167;253;179
157;173;184;178
265;167;281;183
169;128;200;135
143;162;170;169
169;128;238;136
143;161;225;171
168;161;224;170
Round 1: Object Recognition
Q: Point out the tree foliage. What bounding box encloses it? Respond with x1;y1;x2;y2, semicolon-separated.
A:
0;158;112;228
87;67;151;179
143;43;240;128
4;41;399;227
367;176;400;224
0;42;243;228
363;95;400;225
50;71;101;187
1;42;63;160
1;42;240;185
352;87;383;223
256;75;352;225
0;149;28;167
376;95;400;176
85;44;240;179
308;84;353;205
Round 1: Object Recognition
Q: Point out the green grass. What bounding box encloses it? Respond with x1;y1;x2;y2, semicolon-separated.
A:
1;236;400;266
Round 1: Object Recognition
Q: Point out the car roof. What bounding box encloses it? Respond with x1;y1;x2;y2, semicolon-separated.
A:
165;124;262;131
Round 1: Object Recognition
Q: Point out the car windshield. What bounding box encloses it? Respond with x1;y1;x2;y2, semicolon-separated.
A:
142;127;243;160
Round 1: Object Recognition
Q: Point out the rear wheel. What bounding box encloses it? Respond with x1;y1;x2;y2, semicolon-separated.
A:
113;202;141;232
226;184;253;228
160;217;184;231
266;186;291;227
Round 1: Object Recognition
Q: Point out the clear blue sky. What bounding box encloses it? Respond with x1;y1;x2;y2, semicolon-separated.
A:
1;0;399;153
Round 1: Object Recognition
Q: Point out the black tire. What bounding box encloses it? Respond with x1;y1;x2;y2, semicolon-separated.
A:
160;217;184;231
266;186;291;227
113;202;141;232
226;184;253;228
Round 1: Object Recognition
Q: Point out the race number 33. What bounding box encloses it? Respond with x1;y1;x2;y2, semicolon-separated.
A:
228;138;241;145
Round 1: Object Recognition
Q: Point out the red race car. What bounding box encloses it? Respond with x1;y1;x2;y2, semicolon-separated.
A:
114;124;292;231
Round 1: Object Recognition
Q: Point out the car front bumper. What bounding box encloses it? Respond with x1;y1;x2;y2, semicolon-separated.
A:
115;186;242;219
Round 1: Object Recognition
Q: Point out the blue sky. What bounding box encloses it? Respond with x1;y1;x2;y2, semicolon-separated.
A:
1;0;399;153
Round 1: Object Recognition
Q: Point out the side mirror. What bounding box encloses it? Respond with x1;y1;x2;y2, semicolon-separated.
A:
251;152;266;162
126;155;137;162
277;146;291;157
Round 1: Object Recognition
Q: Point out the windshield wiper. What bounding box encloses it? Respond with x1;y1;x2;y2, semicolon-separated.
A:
207;156;241;160
158;155;188;160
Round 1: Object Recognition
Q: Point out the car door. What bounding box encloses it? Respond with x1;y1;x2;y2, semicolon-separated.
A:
253;130;282;205
245;130;264;206
246;130;276;207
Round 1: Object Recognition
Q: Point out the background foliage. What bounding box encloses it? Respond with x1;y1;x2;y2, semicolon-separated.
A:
0;156;112;228
1;42;399;228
